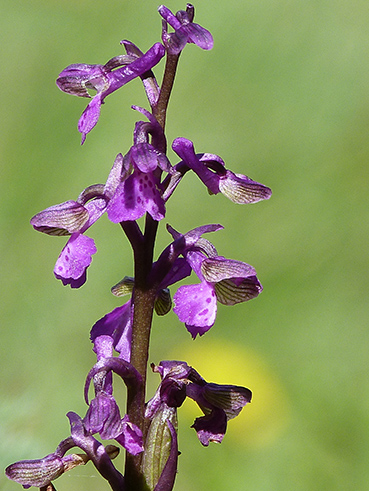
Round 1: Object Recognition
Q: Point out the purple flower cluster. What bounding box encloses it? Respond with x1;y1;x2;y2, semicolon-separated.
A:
30;121;270;298
8;4;272;491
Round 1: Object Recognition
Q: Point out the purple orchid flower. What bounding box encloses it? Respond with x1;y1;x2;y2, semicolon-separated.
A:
56;42;165;143
166;226;263;338
30;186;107;288
83;357;144;456
171;137;272;204
30;154;127;288
158;4;213;54
147;361;252;446
88;297;133;447
107;106;171;223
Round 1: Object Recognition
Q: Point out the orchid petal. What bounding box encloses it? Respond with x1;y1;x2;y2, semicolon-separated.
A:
54;233;96;287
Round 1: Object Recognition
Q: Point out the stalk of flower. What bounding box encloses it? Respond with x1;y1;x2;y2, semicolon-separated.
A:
7;4;272;491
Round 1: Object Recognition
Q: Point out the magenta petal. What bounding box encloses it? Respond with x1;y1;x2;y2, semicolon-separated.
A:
90;302;132;362
173;282;217;338
84;395;143;454
115;415;144;456
167;223;223;243
54;233;96;287
172;137;221;194
218;170;272;204
93;335;114;361
58;269;87;288
79;198;107;232
107;171;165;222
104;153;124;199
192;408;227;446
84;394;121;437
130;143;159;173
158;5;181;30
159;257;192;288
5;454;64;488
120;40;144;58
184;250;206;279
78;94;102;144
186;323;213;338
180;23;214;50
162;29;188;55
56;63;107;97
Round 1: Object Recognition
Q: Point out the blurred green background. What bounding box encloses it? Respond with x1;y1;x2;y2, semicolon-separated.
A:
1;0;368;490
